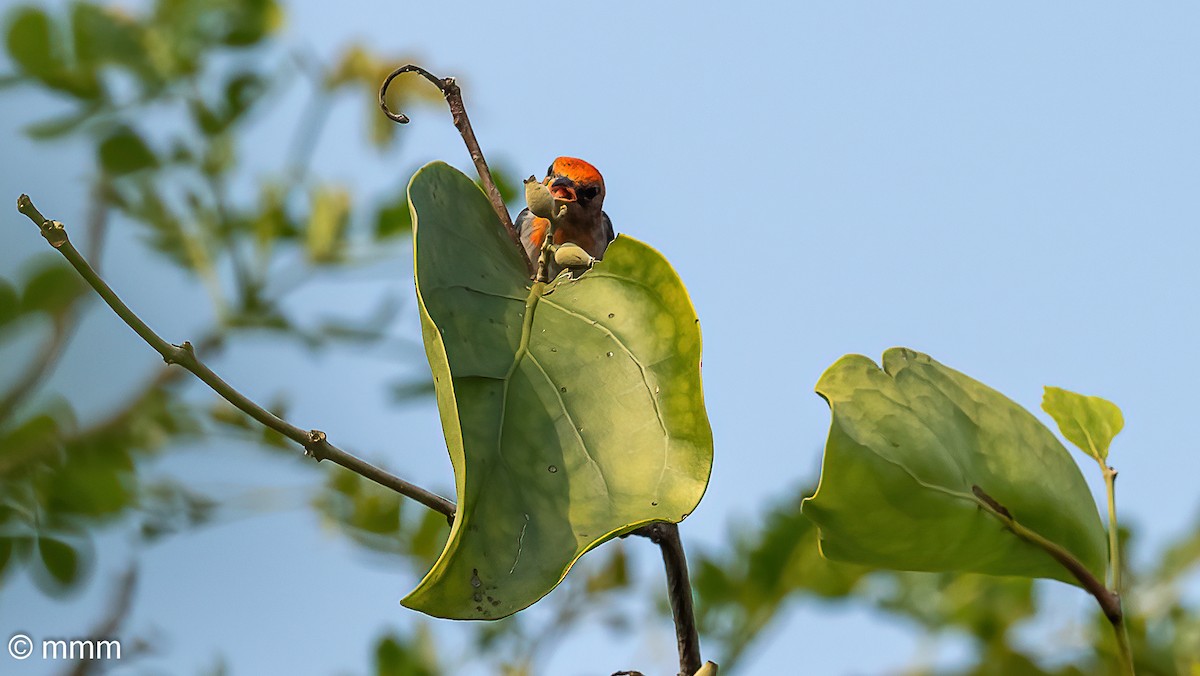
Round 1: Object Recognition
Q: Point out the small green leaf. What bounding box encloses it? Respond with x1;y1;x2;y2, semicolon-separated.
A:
37;536;77;585
374;192;412;239
405;162;712;620
803;349;1107;586
98;126;158;175
71;4;146;72
6;7;57;78
224;73;264;119
0;277;20;328
20;259;85;317
1041;386;1124;462
23;106;100;139
305;187;350;263
219;0;281;47
5;7;102;99
188;99;225;135
44;448;135;517
585;545;629;594
483;163;520;205
0;537;32;579
0;538;13;577
373;630;438;676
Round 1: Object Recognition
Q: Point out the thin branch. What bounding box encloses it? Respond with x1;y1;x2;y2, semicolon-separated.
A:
378;64;533;275
0;333;226;479
0;314;70;425
0;182;109;427
970;485;1120;621
63;566;138;676
972;483;1136;675
632;522;702;676
16;195;456;522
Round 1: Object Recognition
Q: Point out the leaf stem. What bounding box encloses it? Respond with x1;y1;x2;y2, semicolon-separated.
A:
1099;461;1134;674
15;194;456;523
971;485;1133;675
1099;461;1122;593
633;522;702;676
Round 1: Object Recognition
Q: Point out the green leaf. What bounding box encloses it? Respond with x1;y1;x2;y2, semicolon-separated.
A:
20;259;85;317
0;538;13;577
374;191;413;240
6;7;57;78
872;572;1035;641
98;126;158;175
223;72;264;119
219;0;281;47
802;348;1107;586
693;490;867;671
585;544;629;594
0;277;20;328
4;6;101;100
482;162;520;205
373;629;438;676
37;536;77;585
1041;386;1124;462
23;105;100;139
305;187;350;263
406;162;712;620
71;4;147;73
44;451;134;517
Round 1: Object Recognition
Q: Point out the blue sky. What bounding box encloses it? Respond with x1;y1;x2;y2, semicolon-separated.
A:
2;2;1199;674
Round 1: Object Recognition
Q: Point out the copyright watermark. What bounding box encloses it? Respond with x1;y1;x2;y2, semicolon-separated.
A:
7;633;121;661
7;634;33;660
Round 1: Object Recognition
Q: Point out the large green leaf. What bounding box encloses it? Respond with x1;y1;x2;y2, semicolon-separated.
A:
802;348;1106;586
406;162;712;620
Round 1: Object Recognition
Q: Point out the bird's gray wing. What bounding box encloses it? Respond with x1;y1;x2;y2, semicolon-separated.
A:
513;207;540;263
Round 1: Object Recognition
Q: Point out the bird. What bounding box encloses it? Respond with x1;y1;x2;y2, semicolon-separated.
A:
515;157;615;276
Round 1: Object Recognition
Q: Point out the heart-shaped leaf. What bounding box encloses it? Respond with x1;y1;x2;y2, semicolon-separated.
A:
1041;386;1123;462
803;348;1107;585
406;162;712;620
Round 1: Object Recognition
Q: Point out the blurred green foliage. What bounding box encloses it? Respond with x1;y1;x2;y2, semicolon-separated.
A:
2;1;1198;674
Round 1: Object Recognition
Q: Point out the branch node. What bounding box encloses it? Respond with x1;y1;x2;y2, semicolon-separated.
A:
17;194;69;248
304;429;329;459
41;219;69;248
164;341;196;366
971;484;1012;519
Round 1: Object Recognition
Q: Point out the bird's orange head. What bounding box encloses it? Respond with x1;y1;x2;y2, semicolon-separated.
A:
545;157;605;213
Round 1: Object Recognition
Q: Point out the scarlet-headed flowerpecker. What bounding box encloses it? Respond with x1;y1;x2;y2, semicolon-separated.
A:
515;157;614;273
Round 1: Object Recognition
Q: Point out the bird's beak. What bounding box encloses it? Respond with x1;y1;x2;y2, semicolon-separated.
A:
549;177;578;203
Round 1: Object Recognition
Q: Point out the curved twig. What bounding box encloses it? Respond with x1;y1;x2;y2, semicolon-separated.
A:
378;64;441;125
378;64;532;275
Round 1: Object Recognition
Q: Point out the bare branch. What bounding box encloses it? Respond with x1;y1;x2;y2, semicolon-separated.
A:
632;522;702;676
16;195;456;522
62;567;138;676
378;64;533;275
0;183;110;427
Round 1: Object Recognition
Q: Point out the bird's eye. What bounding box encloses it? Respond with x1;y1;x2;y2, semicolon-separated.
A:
579;186;600;201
